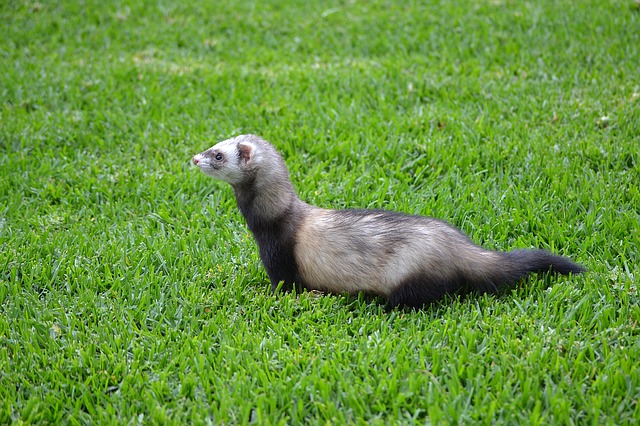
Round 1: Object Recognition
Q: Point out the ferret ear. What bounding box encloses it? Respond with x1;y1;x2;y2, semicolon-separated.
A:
237;141;255;164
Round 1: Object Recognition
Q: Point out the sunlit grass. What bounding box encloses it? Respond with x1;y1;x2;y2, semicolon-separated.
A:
1;0;638;423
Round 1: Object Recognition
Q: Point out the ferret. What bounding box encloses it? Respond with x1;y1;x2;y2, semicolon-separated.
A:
192;134;585;308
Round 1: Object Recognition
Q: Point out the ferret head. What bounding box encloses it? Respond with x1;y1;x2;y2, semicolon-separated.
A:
192;134;281;187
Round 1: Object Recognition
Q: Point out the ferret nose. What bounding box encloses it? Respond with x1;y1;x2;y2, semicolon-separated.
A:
193;157;199;165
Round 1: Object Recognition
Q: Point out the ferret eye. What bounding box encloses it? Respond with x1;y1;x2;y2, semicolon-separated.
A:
215;153;223;161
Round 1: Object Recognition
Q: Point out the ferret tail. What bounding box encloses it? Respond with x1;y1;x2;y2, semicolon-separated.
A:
474;249;586;295
502;249;586;277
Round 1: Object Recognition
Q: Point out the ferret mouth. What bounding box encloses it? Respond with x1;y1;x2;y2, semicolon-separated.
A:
192;154;209;168
192;154;219;178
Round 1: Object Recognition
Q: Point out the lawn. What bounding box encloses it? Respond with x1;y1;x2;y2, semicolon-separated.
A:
1;0;639;424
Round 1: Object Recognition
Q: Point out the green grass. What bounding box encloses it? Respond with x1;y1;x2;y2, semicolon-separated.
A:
1;0;639;424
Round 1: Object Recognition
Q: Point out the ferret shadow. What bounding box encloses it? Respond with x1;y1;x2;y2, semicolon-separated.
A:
278;273;558;314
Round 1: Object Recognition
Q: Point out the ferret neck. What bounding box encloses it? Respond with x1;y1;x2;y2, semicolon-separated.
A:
233;180;301;226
